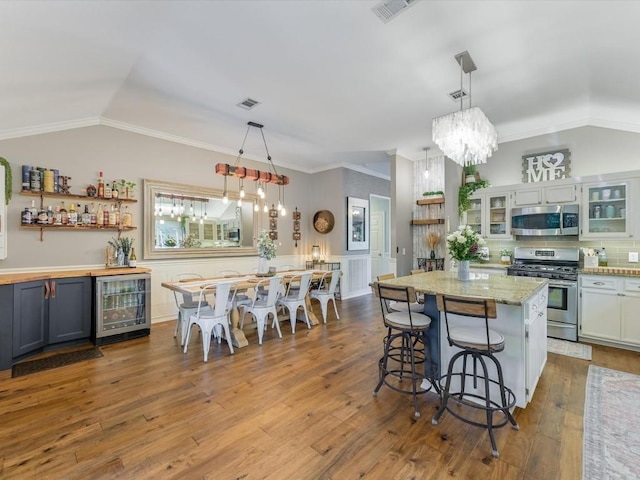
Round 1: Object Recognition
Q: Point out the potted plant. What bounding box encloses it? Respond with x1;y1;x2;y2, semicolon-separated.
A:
463;165;477;184
500;248;513;265
108;236;134;266
446;225;486;281
422;190;444;198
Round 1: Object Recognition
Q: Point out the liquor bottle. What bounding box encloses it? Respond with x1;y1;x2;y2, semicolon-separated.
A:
29;200;38;224
82;204;91;225
104;181;112;199
90;203;97;225
121;205;132;227
599;248;608;267
111;181;119;200
114;204;120;225
97;171;105;198
47;205;54;224
97;203;104;226
108;204;116;226
37;207;48;225
54;205;62;225
60;201;68;225
103;204;110;225
68;203;78;225
128;248;137;268
21;207;32;225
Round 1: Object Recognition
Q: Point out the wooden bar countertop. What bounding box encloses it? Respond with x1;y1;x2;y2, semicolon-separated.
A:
381;270;547;306
0;267;151;285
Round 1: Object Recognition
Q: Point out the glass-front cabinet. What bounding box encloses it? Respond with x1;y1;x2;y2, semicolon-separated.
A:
463;191;511;239
581;181;633;239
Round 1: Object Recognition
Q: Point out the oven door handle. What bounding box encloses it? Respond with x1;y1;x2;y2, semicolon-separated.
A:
548;280;577;288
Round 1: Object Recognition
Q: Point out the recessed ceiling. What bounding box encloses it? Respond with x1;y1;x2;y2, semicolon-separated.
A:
2;0;640;178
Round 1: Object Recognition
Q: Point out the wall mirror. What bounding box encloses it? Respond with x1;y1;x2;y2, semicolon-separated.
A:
143;179;258;259
347;196;369;251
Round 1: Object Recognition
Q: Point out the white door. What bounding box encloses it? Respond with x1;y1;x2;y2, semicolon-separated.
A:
370;211;385;281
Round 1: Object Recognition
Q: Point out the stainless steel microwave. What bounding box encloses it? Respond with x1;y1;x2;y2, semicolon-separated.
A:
511;204;579;236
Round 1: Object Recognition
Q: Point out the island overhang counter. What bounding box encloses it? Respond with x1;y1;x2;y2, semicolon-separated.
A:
380;271;549;408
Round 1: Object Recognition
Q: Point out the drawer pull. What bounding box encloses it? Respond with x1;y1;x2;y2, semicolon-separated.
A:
594;282;605;286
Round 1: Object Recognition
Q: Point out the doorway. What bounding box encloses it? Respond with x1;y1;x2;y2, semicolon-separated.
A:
370;194;391;282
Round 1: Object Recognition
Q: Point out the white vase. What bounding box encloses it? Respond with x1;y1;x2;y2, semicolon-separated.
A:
258;256;267;274
457;260;470;281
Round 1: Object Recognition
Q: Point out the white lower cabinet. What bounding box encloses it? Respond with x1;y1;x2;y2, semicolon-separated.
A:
525;286;547;403
580;275;640;347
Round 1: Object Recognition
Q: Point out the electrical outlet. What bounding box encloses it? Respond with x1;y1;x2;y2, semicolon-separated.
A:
629;252;639;263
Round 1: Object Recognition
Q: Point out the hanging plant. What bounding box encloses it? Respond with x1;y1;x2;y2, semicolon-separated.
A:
0;157;12;205
458;179;490;218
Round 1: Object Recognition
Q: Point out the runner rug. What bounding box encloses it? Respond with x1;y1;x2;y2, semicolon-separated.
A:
547;337;592;360
583;365;640;479
12;347;103;378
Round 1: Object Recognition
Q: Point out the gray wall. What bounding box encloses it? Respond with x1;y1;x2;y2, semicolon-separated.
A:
478;126;640;187
0;125;313;269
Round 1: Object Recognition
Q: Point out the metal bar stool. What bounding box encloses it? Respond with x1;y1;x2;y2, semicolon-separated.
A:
432;294;519;458
373;282;437;418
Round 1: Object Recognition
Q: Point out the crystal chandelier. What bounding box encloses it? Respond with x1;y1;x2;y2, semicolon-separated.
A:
432;51;497;167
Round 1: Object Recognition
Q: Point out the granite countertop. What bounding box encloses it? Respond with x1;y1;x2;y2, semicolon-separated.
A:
581;266;640;277
470;262;509;270
0;267;151;285
381;270;547;306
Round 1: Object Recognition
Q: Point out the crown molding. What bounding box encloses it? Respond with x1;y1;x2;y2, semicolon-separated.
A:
0;117;100;141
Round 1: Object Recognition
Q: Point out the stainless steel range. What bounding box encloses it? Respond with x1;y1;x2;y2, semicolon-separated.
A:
507;247;579;341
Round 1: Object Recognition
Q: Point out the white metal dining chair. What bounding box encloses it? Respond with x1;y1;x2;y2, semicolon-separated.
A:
183;282;237;361
309;270;341;323
277;272;313;333
171;273;210;346
240;276;283;345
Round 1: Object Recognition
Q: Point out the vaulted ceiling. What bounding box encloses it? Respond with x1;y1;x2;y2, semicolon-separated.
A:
2;1;640;177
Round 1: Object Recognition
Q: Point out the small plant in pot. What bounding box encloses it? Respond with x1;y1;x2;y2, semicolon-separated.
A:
463;164;477;184
500;248;513;265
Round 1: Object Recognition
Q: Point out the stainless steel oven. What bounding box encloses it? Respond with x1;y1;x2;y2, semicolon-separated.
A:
546;279;578;341
511;204;579;236
507;247;579;341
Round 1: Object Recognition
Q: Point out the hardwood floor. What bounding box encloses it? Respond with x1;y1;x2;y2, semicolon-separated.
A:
1;294;639;479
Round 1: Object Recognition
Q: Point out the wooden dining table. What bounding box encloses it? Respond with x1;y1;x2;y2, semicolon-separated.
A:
161;270;332;348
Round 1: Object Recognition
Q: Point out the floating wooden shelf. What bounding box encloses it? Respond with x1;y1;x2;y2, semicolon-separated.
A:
20;225;137;232
416;197;445;206
20;191;137;203
410;219;445;225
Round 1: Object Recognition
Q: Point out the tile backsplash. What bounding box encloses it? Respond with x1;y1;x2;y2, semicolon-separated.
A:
485;237;640;267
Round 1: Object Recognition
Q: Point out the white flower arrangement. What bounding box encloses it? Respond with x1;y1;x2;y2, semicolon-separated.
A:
257;230;277;260
446;225;485;261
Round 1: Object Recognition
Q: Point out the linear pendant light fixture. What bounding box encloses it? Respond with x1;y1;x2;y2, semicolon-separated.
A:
215;121;289;216
432;51;498;167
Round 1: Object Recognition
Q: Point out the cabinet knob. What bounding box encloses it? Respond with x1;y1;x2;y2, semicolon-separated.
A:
594;282;605;286
44;280;50;300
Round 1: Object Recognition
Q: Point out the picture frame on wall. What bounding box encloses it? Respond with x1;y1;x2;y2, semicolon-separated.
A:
293;220;300;231
269;218;277;230
293;232;301;241
269;231;278;240
347;196;369;251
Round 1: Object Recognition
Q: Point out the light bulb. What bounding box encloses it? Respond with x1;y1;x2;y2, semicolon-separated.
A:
281;206;286;216
263;203;268;213
237;198;243;207
240;187;245;198
192;215;196;222
424;169;429;178
277;200;282;211
222;192;229;204
159;218;165;225
254;202;259;212
199;218;204;225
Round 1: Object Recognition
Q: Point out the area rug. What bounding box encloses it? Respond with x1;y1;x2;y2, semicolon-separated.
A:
12;347;103;378
547;337;592;360
583;365;640;479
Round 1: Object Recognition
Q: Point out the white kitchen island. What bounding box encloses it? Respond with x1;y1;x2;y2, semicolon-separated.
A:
382;271;549;409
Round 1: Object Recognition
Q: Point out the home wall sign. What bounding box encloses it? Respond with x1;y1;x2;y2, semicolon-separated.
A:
522;149;571;183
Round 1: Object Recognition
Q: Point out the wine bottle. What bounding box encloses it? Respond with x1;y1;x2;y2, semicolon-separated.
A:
90;203;97;225
128;247;137;268
97;171;105;198
97;203;104;226
29;200;38;224
108;204;116;226
111;181;119;200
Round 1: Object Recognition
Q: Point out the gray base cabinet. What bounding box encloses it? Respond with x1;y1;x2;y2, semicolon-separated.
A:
1;276;92;368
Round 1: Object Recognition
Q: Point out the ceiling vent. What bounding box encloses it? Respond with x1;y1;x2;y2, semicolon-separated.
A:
237;98;260;110
372;0;417;23
448;89;468;102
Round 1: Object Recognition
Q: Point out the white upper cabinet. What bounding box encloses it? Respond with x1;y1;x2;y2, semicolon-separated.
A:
580;180;634;239
512;183;578;207
463;191;511;239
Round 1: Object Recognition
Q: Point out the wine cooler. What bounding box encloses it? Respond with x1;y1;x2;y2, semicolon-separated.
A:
94;273;151;345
